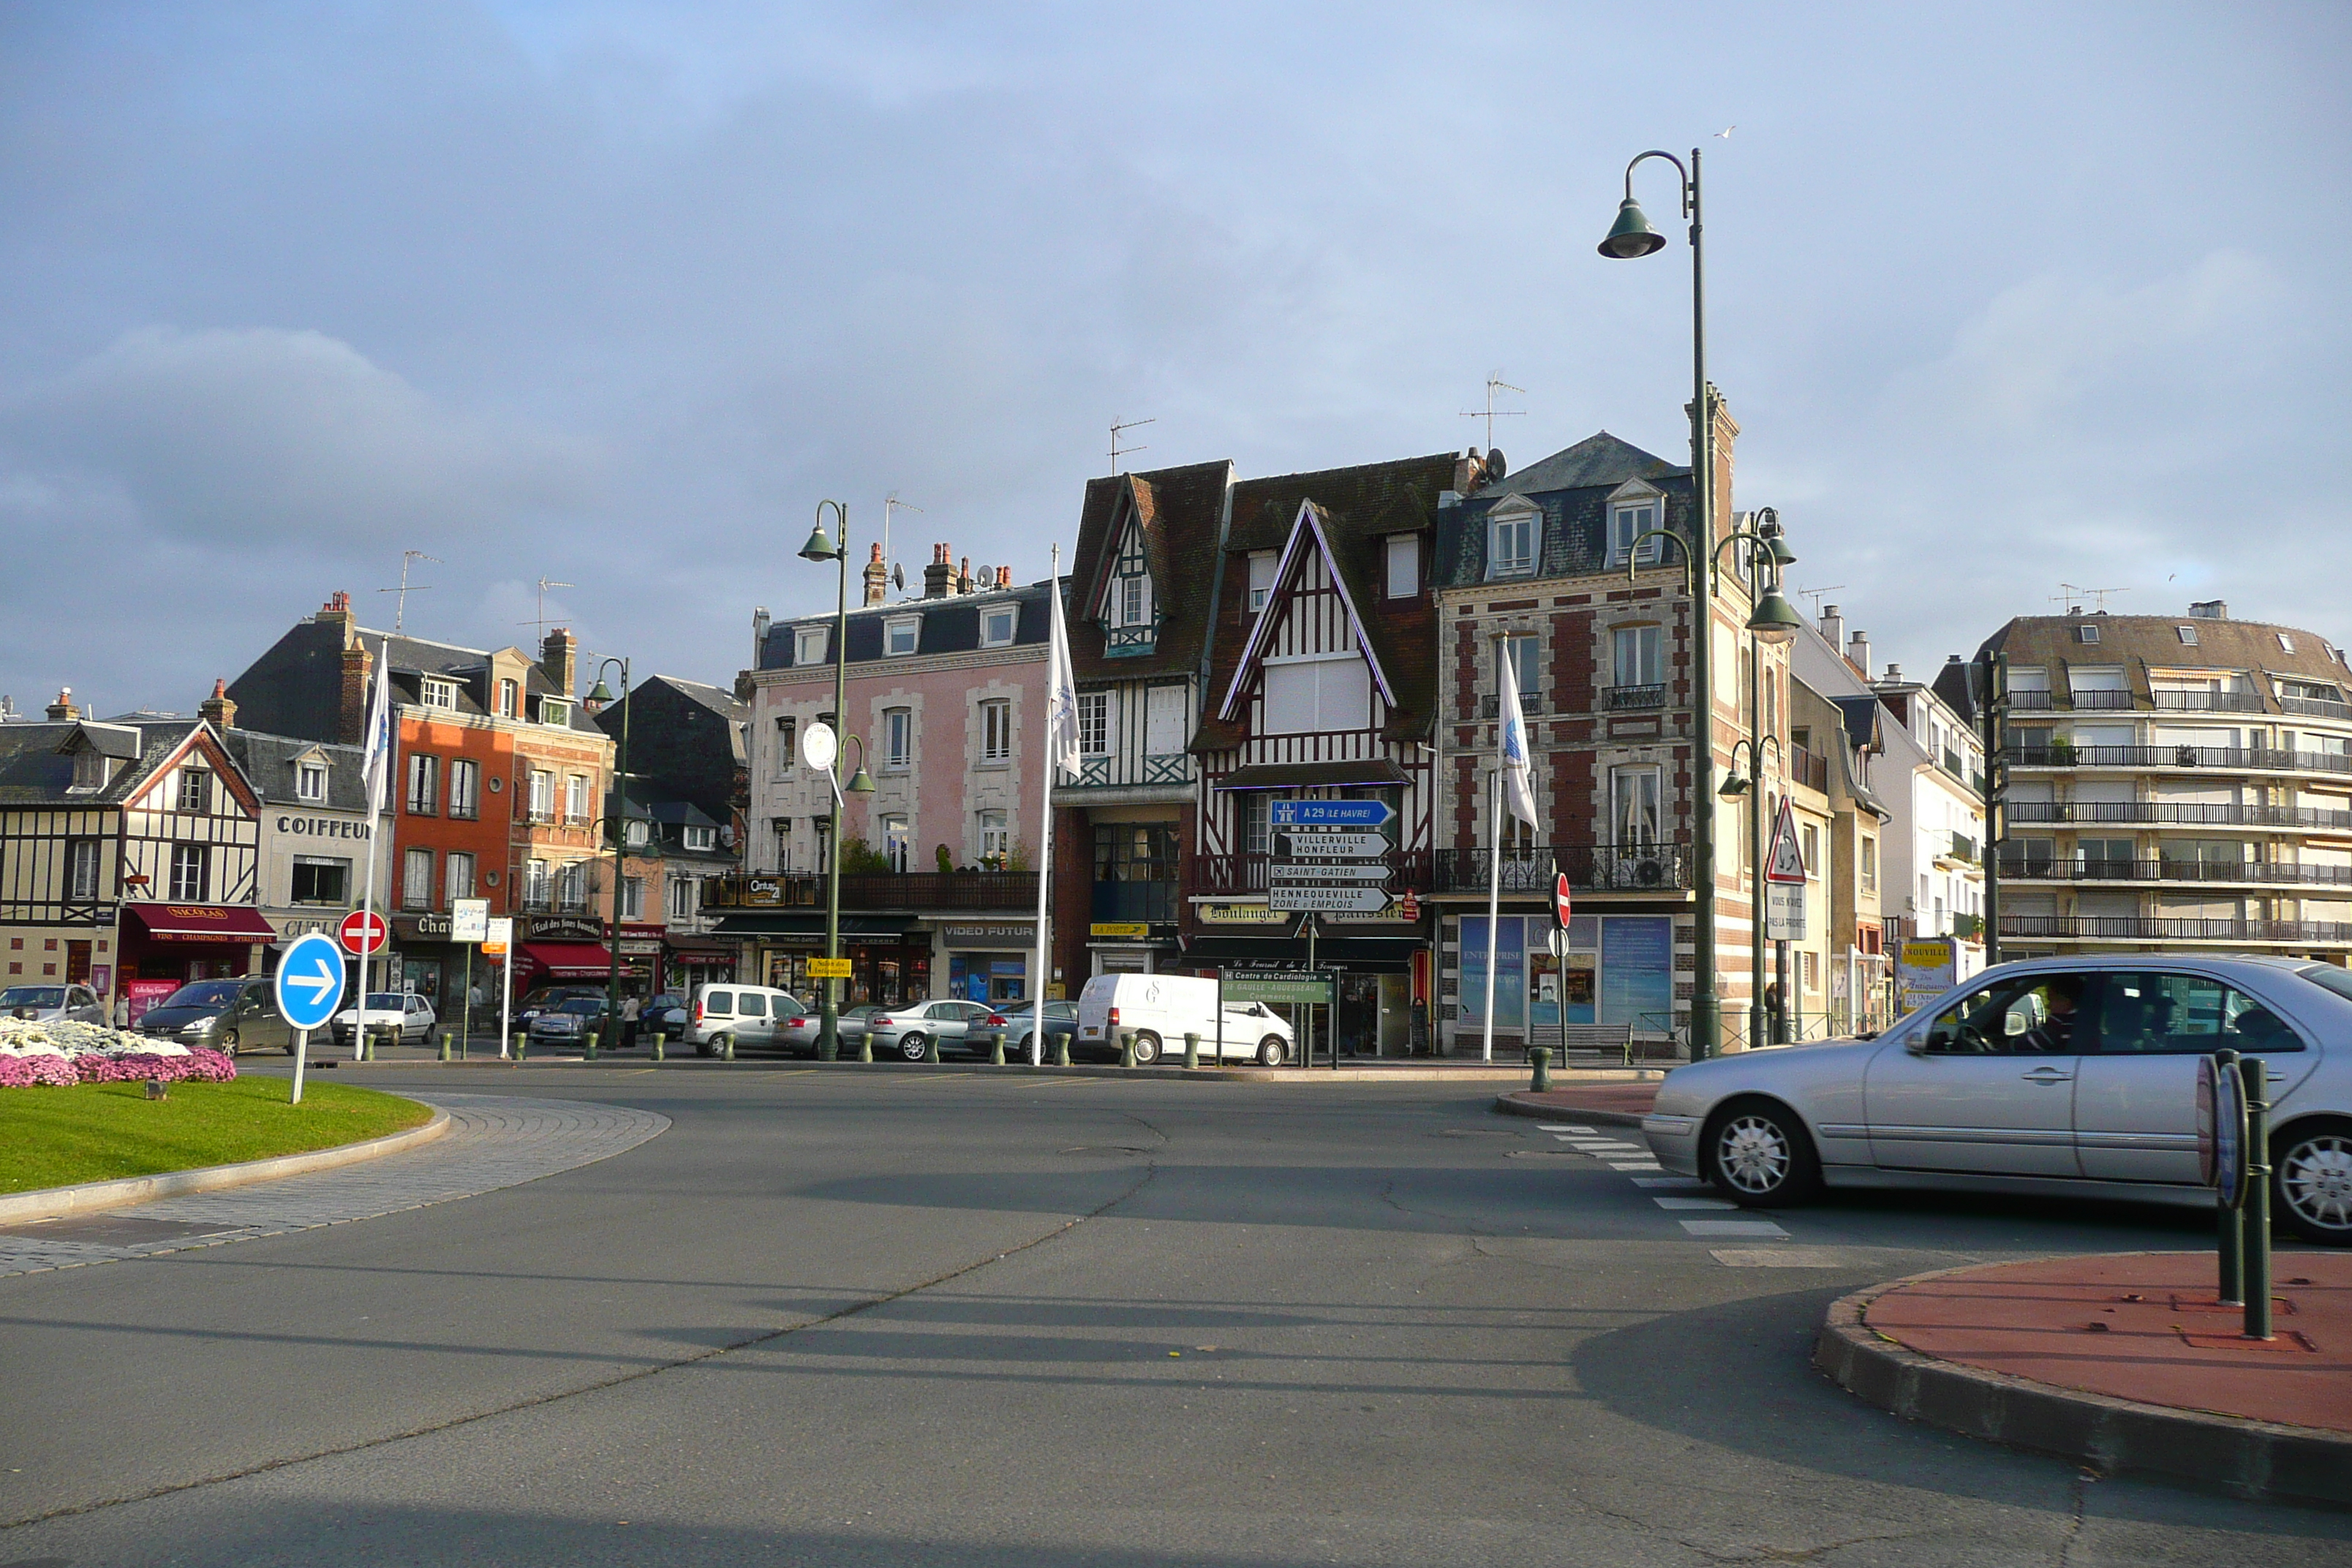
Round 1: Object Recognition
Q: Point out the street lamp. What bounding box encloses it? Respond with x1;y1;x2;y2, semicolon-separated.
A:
587;656;632;1047
1599;144;1725;1058
798;500;878;1061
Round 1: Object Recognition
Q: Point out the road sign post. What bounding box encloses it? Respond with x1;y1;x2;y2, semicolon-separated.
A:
276;932;349;1106
485;916;514;1059
451;897;488;1058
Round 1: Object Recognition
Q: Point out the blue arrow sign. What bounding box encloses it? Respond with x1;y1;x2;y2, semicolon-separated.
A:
1267;799;1393;828
274;931;349;1031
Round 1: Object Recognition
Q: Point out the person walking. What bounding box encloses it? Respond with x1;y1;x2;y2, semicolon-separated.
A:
619;992;641;1049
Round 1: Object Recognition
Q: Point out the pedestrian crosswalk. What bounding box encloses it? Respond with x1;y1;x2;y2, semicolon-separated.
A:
1534;1122;1792;1247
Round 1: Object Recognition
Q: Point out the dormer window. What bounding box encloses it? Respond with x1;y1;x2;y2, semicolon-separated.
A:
539;698;570;727
885;616;921;656
1248;552;1278;614
1488;506;1537;578
421;678;459;710
795;626;828;666
981;607;1017;648
1385;535;1420;598
497;677;519;718
684;824;716;852
2076;624;2101;644
296;761;328;802
1119;576;1150;627
1608;500;1662;566
70;750;111;792
625;819;649;848
2279;632;2297;652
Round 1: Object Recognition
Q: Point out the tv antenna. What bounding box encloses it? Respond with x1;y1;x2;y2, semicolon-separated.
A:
883;493;923;592
519;577;575;643
1109;416;1155;476
1795;585;1846;618
376;550;442;633
2052;582;2127;613
1458;372;1527;451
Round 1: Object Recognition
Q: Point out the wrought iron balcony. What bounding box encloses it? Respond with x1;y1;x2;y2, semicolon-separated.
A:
1604;683;1667;712
704;870;1039;911
1431;840;1692;894
2008;743;2352;775
1480;690;1546;718
2000;914;2352;944
1996;856;2352;887
2152;688;2266;713
2007;801;2352;830
2068;689;2133;709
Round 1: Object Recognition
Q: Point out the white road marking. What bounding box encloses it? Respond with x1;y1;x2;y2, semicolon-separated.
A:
1536;1124;1592;1132
1711;1247;1849;1267
1651;1196;1737;1210
1630;1176;1711;1190
1679;1219;1788;1238
1607;1161;1665;1172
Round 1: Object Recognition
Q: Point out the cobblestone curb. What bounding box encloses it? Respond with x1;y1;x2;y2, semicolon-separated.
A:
1814;1267;2352;1507
0;1106;451;1227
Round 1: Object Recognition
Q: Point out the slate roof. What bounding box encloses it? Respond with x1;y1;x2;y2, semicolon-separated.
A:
0;720;208;807
219;729;371;813
1431;431;1697;589
757;578;1058;672
1971;614;2352;713
1066;459;1234;682
227;614;604;741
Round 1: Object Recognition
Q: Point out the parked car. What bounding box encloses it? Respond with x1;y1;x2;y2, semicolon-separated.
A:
682;984;803;1056
866;998;995;1061
516;984;607;1033
140;977;293;1056
1643;954;2352;1245
1075;973;1294;1066
774;1002;881;1057
1;983;106;1025
329;992;437;1049
638;993;690;1044
527;995;611;1049
967;1000;1079;1059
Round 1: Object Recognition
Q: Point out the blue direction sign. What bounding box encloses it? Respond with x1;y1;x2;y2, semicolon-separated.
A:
274;932;348;1031
1268;799;1394;829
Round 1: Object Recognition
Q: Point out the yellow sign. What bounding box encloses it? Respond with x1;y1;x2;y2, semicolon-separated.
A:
1196;902;1288;926
481;942;508;959
807;957;853;979
1090;922;1149;938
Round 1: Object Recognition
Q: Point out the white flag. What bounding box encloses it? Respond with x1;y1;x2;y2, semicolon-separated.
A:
1498;647;1539;830
1046;578;1082;780
360;644;394;815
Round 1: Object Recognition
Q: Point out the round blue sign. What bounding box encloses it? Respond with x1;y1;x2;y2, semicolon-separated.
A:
274;931;350;1032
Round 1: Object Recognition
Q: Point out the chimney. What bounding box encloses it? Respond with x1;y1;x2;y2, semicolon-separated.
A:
1847;630;1872;678
2188;598;2229;620
1883;663;1902;683
1685;389;1740;539
957;555;973;595
923;543;953;600
863;543;888;606
540;627;577;698
338;641;373;745
1818;603;1845;653
1452;449;1485;495
45;687;79;723
198;677;236;729
752;607;770;668
315;589;353;628
996;566;1011;590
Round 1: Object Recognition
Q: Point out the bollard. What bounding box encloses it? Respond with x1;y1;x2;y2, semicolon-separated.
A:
992;1036;1006;1066
438;1030;452;1063
723;1033;735;1062
1529;1046;1551;1093
1054;1030;1071;1068
1119;1030;1137;1069
2215;1049;2244;1306
924;1033;941;1065
859;1034;873;1063
2241;1055;2274;1341
361;1032;374;1062
1184;1031;1199;1069
513;1031;527;1061
584;1030;598;1061
652;1033;664;1063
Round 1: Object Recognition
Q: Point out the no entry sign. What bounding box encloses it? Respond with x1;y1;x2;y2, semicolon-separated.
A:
339;909;390;956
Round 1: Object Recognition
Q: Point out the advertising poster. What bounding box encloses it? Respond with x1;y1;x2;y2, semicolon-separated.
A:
1598;916;1673;1030
1457;916;1526;1029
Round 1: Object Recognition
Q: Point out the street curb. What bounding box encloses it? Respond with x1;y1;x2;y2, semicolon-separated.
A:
318;1057;1545;1085
0;1105;451;1227
1492;1090;1653;1128
1814;1264;2352;1508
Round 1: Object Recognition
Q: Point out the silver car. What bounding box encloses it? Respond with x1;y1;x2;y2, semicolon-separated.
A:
1;983;105;1025
774;1002;879;1057
865;999;993;1062
1643;954;2352;1245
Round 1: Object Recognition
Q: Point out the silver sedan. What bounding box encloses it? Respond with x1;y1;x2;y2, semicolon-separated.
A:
1643;954;2352;1245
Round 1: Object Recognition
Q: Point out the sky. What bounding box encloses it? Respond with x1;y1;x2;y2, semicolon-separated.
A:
1;2;2346;717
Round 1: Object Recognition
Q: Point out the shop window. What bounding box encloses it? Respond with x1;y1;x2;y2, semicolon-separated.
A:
402;848;434;911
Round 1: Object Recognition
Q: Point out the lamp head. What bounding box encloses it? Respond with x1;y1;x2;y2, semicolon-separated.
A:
1718;773;1752;799
1767;536;1798;568
799;521;840;563
1746;587;1805;646
1599;197;1667;259
845;764;875;795
585;676;617;706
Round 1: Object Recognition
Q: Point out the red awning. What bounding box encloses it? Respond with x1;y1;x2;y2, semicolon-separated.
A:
519;941;622;979
123;902;279;945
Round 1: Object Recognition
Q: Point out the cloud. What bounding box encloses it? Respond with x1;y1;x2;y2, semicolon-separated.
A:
0;326;600;545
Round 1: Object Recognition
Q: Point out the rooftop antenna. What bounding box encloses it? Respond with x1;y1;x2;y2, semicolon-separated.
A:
2052;582;2128;613
1109;416;1155;476
883;493;924;590
1795;585;1846;618
519;577;575;643
1458;372;1527;451
376;550;442;633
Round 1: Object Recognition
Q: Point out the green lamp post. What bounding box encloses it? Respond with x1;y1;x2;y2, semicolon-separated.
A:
587;655;631;1048
799;501;876;1060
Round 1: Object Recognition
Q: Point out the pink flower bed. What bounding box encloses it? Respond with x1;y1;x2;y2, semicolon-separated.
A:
0;1048;236;1089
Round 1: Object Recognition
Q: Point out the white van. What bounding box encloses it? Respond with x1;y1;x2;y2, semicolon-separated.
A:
1075;973;1294;1066
685;983;803;1056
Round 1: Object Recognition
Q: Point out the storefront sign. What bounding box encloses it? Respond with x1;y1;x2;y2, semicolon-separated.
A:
943;924;1036;947
398;913;453;941
808;956;853;979
1088;922;1150;938
521;915;604;943
1196;902;1289;926
272;813;372;840
1221;973;1335;1006
619;938;665;957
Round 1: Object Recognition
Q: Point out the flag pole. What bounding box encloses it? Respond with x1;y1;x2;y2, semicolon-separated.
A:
1482;764;1500;1063
355;647;388;1060
1029;545;1060;1066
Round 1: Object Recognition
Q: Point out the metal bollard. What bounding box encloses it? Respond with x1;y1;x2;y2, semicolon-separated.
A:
438;1030;452;1063
858;1035;873;1063
723;1033;735;1062
992;1036;1006;1066
1184;1031;1199;1069
1054;1030;1071;1068
584;1030;598;1061
924;1033;941;1065
1118;1030;1136;1069
1529;1046;1551;1093
652;1033;664;1063
2241;1055;2274;1341
513;1031;527;1061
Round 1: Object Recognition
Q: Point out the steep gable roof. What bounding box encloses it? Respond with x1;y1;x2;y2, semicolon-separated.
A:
1066;459;1234;682
1486;431;1684;495
1215;500;1395;720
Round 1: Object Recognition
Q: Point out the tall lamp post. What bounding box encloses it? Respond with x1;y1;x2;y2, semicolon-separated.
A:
799;500;876;1060
587;656;632;1045
1599;144;1725;1057
1716;509;1801;1049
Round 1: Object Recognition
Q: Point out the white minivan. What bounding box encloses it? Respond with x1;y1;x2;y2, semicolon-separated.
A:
685;983;803;1056
1075;973;1294;1066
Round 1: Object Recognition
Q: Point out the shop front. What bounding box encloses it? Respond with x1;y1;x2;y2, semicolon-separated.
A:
940;922;1034;1005
1182;900;1428;1056
663;935;739;992
512;914;632;1000
1450;911;1678;1050
710;913;930;1009
118;902;276;988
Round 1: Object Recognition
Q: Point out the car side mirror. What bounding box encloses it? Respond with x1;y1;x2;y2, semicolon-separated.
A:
1902;1030;1929;1056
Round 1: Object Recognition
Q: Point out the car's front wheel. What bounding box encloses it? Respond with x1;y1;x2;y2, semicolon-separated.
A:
1257;1036;1286;1067
1705;1100;1822;1207
2275;1120;2352;1246
897;1033;928;1063
1131;1030;1162;1064
217;1032;238;1058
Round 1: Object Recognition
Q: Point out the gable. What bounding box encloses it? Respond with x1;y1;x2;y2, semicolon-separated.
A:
1215;500;1392;723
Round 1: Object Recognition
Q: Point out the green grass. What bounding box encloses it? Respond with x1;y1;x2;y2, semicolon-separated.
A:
0;1077;434;1195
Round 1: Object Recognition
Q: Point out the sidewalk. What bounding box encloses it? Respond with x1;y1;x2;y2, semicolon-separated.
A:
1817;1252;2352;1506
1492;1082;1662;1128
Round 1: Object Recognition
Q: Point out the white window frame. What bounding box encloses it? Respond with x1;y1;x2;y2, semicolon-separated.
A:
295;761;327;802
524;859;551;909
1610;500;1662;566
1385;534;1420;599
979;809;1009;863
445;851;475;905
421;678;459;710
1610;767;1662;846
1078;692;1111;756
1502;634;1540;704
2279;633;2297;652
795;626;828;666
448;758;478;819
540;698;570;728
1488;507;1537;578
2077;624;2102;644
1120;575;1150;628
528;769;554;823
884;708;912;769
1243;794;1272;856
2177;625;2200;646
565;774;590;823
981;698;1012;764
1613;623;1662;687
885;616;921;657
980;607;1017;648
772;716;796;781
666;877;697;921
684;824;716;852
497;678;519;719
881;813;911;872
1248;552;1278;614
621;875;644;921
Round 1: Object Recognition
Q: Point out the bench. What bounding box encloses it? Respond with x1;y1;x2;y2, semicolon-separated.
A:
1551;1022;1634;1060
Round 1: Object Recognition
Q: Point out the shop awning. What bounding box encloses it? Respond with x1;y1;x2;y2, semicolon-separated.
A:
708;913;916;938
1215;761;1409;791
122;902;279;945
518;941;622;979
664;938;737;960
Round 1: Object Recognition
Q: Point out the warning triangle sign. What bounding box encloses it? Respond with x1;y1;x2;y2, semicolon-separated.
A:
1765;799;1808;884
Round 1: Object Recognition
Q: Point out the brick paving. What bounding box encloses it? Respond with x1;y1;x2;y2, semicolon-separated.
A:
0;1094;668;1279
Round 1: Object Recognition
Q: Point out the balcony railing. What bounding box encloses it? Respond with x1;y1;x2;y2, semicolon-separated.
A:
1188;850;1432;899
1605;683;1667;712
1788;745;1830;793
704;870;1040;911
1945;832;1979;865
1997;856;2352;886
2152;688;2266;713
2283;695;2352;720
2000;914;2352;944
1480;690;1546;718
2068;689;2133;709
2008;744;2352;774
2007;801;2352;830
1431;840;1692;894
2008;689;2056;709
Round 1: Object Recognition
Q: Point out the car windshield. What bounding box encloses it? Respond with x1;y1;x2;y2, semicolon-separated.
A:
0;987;67;1007
843;1005;883;1019
360;992;412;1010
2296;963;2352;1003
558;998;605;1014
163;981;243;1009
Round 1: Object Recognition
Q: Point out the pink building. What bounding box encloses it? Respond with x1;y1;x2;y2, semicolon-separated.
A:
718;548;1056;1007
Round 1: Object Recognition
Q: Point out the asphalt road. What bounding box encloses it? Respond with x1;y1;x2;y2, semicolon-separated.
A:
3;1066;2348;1567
